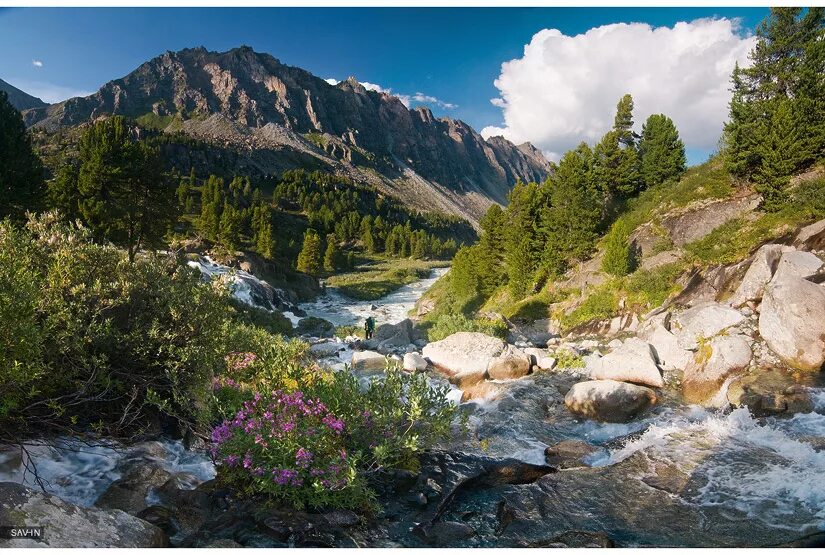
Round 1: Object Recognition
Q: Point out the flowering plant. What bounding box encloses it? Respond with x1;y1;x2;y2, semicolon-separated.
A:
211;388;373;509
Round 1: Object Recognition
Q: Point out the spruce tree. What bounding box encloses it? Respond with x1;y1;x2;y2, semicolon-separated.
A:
297;230;322;276
638;114;687;188
613;94;637;147
540;143;603;276
0;91;44;220
58;116;175;261
323;233;341;272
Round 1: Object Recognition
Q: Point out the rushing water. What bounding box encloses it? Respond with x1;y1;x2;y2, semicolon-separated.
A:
3;258;824;541
0;439;215;508
299;267;449;327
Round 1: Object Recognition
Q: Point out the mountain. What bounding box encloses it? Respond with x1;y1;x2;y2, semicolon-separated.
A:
0;78;47;111
22;46;551;224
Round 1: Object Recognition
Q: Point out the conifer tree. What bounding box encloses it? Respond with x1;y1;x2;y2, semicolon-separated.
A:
540;143;603;276
0;91;44;220
297;230;322;276
638;114;687;188
323;233;341;272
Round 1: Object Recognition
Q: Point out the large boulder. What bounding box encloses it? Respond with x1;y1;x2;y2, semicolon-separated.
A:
672;302;746;350
371;318;414;351
728;244;789;307
682;335;752;407
564;380;657;423
422;332;506;382
0;482;167;547
95;464;173;514
403;352;428;372
759;276;825;371
295;316;335;338
643;324;692;372
351;350;387;372
794;218;825;251
591;337;664;388
487;346;532;380
726;367;815;416
523;347;557;370
772;250;823;282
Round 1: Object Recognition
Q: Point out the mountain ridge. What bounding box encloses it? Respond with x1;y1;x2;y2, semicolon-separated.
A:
21;46;551;224
0;78;47;111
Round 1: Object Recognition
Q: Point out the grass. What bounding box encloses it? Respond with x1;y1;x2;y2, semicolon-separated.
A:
135;112;176;130
326;256;449;301
482;285;573;322
611;157;734;235
684;177;825;265
558;261;687;331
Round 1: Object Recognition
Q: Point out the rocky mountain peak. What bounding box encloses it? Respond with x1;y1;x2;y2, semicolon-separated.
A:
20;45;551;223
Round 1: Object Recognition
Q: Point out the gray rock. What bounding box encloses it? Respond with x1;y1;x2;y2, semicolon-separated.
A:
772;250;823;282
591;337;664;388
95;464;173;514
373;318;414;349
309;341;345;356
759;275;825;371
793;218;825;251
351;350;387;372
564;380;657;423
523;347;557;370
682;335;752;407
643;324;692;372
728;244;789;307
544;440;598;469
403;352;428;372
487;346;532;380
0;482;167;547
672;302;746;350
422;332;506;382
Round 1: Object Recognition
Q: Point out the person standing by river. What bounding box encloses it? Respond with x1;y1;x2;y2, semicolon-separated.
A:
364;315;376;339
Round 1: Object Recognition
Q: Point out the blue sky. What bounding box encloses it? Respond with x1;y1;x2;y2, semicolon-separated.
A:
0;7;769;164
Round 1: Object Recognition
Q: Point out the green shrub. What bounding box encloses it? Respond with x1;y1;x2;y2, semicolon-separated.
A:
601;220;637;277
560;285;620;330
426;313;509;342
211;357;459;510
0;213;242;438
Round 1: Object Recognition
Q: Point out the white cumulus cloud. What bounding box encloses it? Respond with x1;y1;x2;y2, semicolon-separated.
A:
32;59;43;68
324;77;339;85
481;18;757;160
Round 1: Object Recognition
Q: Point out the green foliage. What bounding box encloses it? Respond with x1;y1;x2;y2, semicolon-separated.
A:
426;313;508;342
211;353;459;510
0;91;44;220
0;213;242;439
540;143;603;276
685;179;825;264
601;220;637;277
323;234;343;273
724;8;825;202
50;116;177;261
504;181;542;297
296;230;322;276
554;349;586;369
638;114;686;188
560;286;621;330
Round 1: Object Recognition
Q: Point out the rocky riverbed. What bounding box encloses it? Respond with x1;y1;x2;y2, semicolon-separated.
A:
3;220;825;547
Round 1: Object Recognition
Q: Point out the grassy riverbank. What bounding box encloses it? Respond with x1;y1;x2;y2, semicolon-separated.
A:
325;256;449;300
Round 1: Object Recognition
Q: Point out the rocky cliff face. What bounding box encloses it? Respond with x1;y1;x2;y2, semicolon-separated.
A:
22;46;550;224
0;78;47;111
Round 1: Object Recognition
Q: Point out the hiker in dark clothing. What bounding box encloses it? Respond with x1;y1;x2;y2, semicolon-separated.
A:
364;316;376;339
